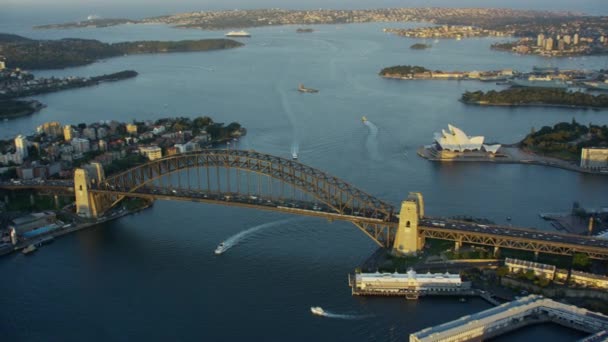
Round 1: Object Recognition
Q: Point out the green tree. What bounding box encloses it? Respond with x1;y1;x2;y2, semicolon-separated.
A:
572;253;590;269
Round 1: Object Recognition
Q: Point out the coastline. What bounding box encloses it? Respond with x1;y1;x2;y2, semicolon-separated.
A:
460;100;608;111
417;146;608;175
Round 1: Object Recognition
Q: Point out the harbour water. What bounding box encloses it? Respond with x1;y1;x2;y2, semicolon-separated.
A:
1;8;607;341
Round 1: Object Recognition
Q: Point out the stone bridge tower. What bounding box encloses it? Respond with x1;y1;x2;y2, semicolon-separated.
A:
393;192;425;255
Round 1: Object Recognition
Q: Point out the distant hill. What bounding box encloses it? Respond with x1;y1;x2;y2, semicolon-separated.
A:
0;33;32;43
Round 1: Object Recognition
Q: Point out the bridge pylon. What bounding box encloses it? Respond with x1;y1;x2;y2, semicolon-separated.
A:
392;192;425;256
75;168;110;218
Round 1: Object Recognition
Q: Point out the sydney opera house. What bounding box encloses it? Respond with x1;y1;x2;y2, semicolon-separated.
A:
421;124;502;160
434;124;501;153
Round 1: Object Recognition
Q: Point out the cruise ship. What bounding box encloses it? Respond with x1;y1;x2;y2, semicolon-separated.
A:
225;30;251;37
292;152;298;160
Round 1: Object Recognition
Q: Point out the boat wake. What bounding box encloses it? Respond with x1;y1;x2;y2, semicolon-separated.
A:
215;218;297;255
311;308;371;320
363;119;380;161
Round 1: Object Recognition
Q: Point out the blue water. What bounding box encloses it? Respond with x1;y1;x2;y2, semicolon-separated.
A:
0;11;606;342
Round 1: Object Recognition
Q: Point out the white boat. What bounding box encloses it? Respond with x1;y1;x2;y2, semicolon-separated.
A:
214;242;227;255
310;307;325;316
225;30;251;37
292;152;298;160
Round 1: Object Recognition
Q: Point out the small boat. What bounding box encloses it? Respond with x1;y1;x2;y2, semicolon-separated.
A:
292;152;298;160
459;298;467;303
22;244;37;255
506;216;512;221
298;83;318;93
361;116;367;123
310;307;325;316
215;242;227;255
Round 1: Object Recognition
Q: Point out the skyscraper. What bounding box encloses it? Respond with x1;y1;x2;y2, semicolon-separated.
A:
15;135;28;159
63;125;73;142
545;37;554;51
537;34;545;47
573;33;579;45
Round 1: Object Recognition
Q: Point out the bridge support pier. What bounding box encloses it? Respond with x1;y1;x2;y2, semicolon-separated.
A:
534;251;540;260
29;194;35;206
392;192;425;256
455;240;462;253
75;168;102;218
54;194;59;209
493;246;500;257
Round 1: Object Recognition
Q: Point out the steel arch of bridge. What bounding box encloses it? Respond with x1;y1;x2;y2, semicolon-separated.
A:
91;149;398;247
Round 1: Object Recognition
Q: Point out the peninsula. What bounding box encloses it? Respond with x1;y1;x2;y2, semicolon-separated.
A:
0;100;45;119
461;88;608;110
0;34;243;69
417;122;608;175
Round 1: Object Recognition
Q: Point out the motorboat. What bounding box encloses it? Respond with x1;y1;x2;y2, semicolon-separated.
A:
310;307;325;316
361;116;367;123
215;242;228;255
292;152;298;160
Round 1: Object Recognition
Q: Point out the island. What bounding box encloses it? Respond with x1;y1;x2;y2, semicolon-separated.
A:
0;34;244;69
410;43;431;49
0;100;45;119
460;88;608;109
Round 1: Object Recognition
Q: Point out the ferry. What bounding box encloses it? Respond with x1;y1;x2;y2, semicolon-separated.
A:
225;30;251;37
310;307;325;316
292;152;298;160
509;78;569;89
214;242;227;255
22;244;37;255
361;116;367;123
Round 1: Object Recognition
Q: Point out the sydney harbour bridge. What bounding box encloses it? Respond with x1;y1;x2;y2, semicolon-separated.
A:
2;149;608;259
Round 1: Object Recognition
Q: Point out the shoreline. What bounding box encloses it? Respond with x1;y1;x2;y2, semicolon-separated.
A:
417;146;608;176
1;204;152;257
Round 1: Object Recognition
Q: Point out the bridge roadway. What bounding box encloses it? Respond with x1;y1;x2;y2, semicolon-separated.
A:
3;180;608;258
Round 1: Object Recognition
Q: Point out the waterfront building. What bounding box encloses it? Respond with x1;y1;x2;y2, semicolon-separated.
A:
545;37;554;51
537;33;545;47
15;135;28;159
410;295;608;342
505;258;556;279
71;138;91;154
37;122;62;137
433;124;500;153
126;123;138;135
580;148;608;170
555;270;608;290
139;146;162;160
8;212;57;235
350;269;467;297
63;125;73;142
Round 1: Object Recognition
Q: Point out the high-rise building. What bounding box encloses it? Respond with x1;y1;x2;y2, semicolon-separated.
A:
557;39;565;51
537;34;545;47
63;125;73;142
36;122;62;137
71;138;91;154
0;56;5;70
545;37;554;51
83;127;97;140
573;33;579;45
98;139;107;152
15;135;28;159
563;35;571;44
